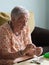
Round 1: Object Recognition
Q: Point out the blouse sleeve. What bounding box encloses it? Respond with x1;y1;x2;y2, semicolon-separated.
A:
23;25;33;46
0;27;11;54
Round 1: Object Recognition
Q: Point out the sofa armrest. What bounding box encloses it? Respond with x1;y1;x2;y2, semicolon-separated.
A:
31;27;49;47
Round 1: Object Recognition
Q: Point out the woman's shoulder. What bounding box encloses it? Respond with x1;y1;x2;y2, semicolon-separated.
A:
0;22;12;39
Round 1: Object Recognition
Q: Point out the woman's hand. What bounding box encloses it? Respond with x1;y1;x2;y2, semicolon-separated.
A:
23;44;36;57
26;44;36;49
23;44;43;57
35;47;43;56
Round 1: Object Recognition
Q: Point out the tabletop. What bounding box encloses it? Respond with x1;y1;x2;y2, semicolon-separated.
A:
13;56;49;65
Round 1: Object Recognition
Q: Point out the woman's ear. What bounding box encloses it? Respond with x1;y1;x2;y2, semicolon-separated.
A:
11;16;15;22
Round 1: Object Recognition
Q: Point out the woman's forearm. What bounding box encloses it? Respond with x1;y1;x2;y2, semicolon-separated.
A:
0;51;23;59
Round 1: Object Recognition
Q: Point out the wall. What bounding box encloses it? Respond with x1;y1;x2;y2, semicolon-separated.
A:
46;0;49;29
0;0;46;29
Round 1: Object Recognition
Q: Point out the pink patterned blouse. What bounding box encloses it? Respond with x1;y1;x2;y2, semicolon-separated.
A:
0;22;32;56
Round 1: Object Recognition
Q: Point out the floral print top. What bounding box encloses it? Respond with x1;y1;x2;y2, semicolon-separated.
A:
0;22;32;55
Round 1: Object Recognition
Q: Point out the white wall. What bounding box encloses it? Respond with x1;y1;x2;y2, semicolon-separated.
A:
31;0;46;29
46;0;49;29
0;0;46;29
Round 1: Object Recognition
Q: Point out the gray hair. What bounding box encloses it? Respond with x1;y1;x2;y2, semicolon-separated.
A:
11;6;29;19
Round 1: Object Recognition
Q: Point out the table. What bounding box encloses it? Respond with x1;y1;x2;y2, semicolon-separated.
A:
14;56;49;65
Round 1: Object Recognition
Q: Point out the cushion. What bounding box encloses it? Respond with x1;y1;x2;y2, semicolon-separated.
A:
0;12;35;33
0;12;10;25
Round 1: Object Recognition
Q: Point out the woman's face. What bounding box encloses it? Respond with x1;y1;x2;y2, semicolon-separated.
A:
14;14;28;30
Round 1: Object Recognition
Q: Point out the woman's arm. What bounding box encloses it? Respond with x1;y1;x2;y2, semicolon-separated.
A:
23;26;43;57
0;28;23;59
23;25;36;48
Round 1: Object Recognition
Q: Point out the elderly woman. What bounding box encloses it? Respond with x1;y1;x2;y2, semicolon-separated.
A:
0;6;43;61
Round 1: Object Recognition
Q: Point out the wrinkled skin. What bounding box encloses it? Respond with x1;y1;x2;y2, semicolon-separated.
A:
23;44;43;57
